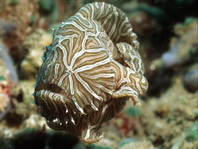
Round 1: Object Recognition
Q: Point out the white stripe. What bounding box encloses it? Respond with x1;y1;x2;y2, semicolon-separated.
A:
57;44;69;69
75;73;103;100
70;48;105;68
81;73;114;79
54;63;60;79
74;52;107;68
75;58;109;73
68;74;74;95
58;72;68;86
71;97;85;114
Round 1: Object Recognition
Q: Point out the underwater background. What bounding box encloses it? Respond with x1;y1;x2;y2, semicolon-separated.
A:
0;0;197;149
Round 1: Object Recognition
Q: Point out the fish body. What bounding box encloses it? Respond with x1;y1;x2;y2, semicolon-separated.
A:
34;2;148;143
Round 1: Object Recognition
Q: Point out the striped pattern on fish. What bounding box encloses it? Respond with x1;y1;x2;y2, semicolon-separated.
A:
34;2;148;143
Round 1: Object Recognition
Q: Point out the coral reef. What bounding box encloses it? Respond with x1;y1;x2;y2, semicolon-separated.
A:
141;78;198;148
0;0;197;148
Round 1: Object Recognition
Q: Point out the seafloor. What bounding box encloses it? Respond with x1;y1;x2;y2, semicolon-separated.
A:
0;0;197;149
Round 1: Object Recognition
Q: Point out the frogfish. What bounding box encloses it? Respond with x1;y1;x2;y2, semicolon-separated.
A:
33;2;148;143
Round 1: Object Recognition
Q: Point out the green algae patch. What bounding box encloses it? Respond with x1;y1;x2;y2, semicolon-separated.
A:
126;106;142;117
185;122;198;141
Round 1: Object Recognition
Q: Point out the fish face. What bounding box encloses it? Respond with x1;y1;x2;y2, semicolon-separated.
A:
34;22;116;116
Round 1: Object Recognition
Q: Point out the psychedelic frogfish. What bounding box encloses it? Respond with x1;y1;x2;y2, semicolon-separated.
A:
33;2;148;143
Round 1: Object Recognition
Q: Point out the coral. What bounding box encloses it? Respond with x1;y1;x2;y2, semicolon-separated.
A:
34;2;148;143
0;94;11;120
19;29;52;80
0;42;17;120
147;17;198;95
0;43;18;82
0;0;39;63
9;80;37;123
141;77;197;148
0;19;16;37
162;18;198;67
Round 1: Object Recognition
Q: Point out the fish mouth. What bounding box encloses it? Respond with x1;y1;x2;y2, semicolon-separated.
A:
33;83;68;104
33;83;70;121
